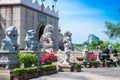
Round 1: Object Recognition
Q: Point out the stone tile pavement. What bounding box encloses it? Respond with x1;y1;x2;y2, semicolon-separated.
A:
30;67;120;80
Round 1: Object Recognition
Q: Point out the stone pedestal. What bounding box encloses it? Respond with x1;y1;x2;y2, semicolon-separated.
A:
0;70;12;80
57;51;83;63
0;51;19;69
58;64;73;72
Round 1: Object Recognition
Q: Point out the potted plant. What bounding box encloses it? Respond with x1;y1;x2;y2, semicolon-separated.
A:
89;60;98;68
73;63;81;72
18;53;38;68
104;60;110;67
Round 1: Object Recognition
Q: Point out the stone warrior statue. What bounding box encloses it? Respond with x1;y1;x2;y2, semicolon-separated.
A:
1;26;19;51
40;24;54;52
25;30;40;51
62;31;74;64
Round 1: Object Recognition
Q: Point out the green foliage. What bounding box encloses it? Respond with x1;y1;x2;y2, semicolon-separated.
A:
74;44;84;50
13;67;38;76
112;42;120;51
40;64;56;72
87;40;103;51
100;41;110;49
103;21;120;39
90;61;97;65
13;68;26;76
91;40;103;46
26;67;38;74
18;53;38;68
105;60;110;64
74;63;81;69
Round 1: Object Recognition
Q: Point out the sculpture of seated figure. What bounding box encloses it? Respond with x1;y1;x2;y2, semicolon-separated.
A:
1;26;19;51
40;24;54;52
25;30;40;51
62;31;74;64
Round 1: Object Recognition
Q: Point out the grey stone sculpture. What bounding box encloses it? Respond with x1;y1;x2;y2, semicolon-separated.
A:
40;24;54;52
25;30;40;51
62;31;74;64
1;26;19;51
63;31;74;52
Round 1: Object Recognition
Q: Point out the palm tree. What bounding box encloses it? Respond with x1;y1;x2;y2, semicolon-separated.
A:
103;21;120;39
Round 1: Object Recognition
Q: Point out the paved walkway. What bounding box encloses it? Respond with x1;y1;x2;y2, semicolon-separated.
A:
30;67;120;80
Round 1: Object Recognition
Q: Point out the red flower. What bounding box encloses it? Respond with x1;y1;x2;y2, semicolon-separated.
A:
88;53;97;61
42;52;58;64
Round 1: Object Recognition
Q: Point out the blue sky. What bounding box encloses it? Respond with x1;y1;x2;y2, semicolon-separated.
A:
42;0;120;44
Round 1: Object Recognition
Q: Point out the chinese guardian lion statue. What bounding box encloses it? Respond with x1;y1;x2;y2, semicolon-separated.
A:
1;26;19;51
25;30;40;51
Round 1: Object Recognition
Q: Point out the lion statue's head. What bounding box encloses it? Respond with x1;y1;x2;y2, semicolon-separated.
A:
5;26;18;43
43;24;54;34
25;30;36;41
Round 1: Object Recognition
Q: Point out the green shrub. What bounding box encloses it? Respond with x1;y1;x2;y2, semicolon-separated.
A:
74;63;81;69
18;53;38;67
48;64;56;70
90;61;97;65
26;67;38;74
40;64;56;71
105;60;110;64
13;68;26;76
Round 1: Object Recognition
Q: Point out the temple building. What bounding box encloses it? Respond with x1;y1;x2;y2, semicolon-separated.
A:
0;0;59;50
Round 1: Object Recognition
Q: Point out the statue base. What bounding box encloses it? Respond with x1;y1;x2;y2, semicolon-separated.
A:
0;51;19;69
0;70;12;80
58;64;73;72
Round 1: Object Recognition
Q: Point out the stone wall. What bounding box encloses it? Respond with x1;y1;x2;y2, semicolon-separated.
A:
0;5;59;50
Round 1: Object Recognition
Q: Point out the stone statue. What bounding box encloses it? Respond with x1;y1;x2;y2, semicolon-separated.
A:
63;31;74;51
40;24;54;52
62;31;74;64
25;30;40;51
1;26;19;51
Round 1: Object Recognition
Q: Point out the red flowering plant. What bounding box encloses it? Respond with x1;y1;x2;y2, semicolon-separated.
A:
88;52;97;61
42;52;58;65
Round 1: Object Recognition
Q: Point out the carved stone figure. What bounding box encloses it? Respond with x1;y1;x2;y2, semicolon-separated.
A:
62;31;74;64
1;26;19;51
63;31;74;52
40;24;54;52
25;30;40;51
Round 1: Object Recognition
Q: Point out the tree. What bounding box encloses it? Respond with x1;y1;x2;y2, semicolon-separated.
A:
103;21;120;39
100;41;110;49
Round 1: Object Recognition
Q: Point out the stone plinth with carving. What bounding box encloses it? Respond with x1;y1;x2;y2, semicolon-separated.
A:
0;51;19;69
0;26;19;69
57;51;83;64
